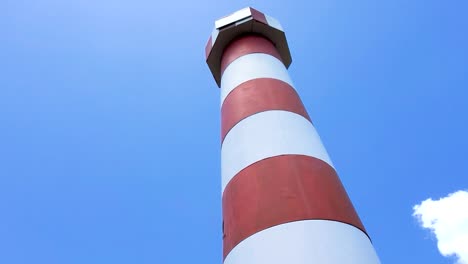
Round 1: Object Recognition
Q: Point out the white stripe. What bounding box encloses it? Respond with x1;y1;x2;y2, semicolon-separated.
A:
221;110;333;192
220;53;293;107
265;15;284;31
224;220;380;264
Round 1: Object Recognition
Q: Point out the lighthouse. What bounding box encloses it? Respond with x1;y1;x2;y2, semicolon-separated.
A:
205;7;380;264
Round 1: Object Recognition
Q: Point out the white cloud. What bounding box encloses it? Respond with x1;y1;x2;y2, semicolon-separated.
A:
413;190;468;264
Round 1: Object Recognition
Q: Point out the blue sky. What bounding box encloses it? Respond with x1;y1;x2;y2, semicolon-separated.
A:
1;0;467;263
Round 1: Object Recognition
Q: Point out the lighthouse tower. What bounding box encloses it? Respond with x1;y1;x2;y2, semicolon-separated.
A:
205;7;380;264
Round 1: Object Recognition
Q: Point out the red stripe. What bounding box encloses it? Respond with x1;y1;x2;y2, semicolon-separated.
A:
220;35;283;75
205;36;212;60
222;155;366;259
221;78;311;142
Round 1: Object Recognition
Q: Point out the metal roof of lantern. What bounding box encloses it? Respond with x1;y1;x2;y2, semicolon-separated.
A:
205;7;292;87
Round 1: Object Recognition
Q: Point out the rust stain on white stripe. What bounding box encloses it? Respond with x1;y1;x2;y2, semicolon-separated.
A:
220;53;293;107
223;220;380;264
221;110;332;193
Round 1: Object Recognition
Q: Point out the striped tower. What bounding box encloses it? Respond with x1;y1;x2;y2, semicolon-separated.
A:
205;7;380;264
